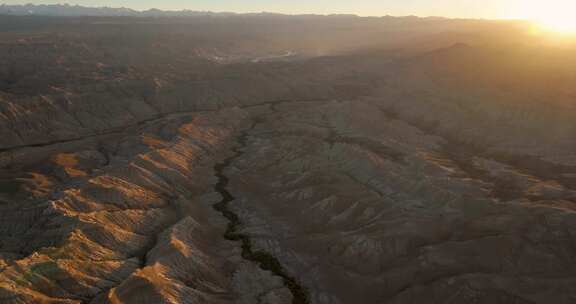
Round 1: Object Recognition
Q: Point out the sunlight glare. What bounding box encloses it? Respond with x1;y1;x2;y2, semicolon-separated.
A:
512;0;576;34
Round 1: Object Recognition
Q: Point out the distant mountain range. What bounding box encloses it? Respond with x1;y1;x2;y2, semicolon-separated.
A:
0;4;371;18
0;3;451;19
0;4;239;17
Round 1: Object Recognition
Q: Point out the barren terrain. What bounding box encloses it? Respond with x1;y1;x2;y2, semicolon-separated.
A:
1;11;576;304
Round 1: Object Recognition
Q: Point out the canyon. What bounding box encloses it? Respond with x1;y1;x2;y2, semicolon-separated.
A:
1;12;576;304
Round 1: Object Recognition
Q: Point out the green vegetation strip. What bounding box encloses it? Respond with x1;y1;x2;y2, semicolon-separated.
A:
213;124;310;304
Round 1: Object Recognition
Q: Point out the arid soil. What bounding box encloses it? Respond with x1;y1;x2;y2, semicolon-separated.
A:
1;14;576;304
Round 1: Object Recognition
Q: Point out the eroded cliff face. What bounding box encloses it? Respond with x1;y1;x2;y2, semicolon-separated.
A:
1;15;576;304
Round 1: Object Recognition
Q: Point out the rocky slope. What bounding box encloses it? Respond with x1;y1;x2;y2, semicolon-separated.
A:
1;14;576;304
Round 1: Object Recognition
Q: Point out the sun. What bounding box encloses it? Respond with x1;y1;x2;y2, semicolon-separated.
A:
511;0;576;34
534;11;576;33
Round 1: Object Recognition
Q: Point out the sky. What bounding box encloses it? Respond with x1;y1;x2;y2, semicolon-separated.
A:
0;0;528;19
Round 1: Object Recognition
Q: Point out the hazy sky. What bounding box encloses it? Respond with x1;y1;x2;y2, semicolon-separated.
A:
2;0;521;19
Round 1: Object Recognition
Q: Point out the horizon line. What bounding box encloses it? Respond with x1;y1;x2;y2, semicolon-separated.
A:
0;3;529;21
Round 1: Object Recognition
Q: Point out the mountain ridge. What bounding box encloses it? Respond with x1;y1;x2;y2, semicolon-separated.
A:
0;3;453;19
